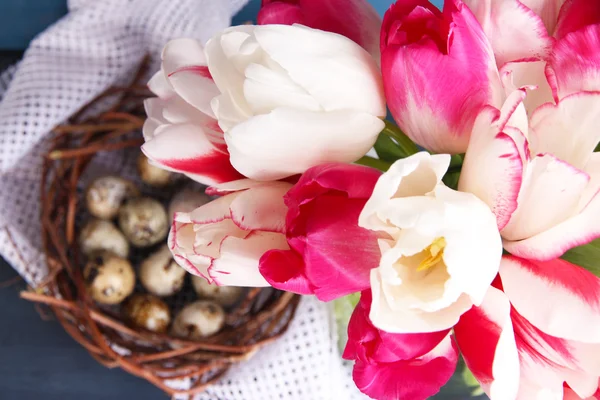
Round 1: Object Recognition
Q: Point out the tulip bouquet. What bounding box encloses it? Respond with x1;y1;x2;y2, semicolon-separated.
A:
142;0;600;398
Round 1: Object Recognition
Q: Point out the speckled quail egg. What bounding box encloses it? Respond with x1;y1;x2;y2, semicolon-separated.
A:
171;301;225;339
139;245;186;297
123;294;171;333
85;176;139;219
83;252;135;305
167;188;211;223
118;197;168;248
137;152;173;187
191;276;244;307
79;219;129;258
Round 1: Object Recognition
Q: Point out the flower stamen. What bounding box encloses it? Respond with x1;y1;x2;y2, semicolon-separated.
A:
417;237;446;271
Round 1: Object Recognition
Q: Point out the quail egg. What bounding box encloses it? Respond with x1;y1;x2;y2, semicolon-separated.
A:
83;252;135;305
118;197;168;247
137;152;173;187
123;294;171;333
85;176;139;219
171;301;225;339
139;245;186;297
191;275;244;307
79;219;129;258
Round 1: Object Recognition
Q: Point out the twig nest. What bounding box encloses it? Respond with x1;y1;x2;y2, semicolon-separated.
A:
191;276;244;307
118;197;168;247
85;176;139;219
80;219;129;258
139;245;186;297
83;252;135;305
137;152;173;187
123;294;171;333
171;301;225;339
168;188;211;223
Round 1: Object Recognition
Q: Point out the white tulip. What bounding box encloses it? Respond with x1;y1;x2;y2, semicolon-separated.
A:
359;152;503;333
204;24;386;181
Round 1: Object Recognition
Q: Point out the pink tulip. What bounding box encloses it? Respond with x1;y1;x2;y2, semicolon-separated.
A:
258;163;382;301
454;256;600;399
169;180;292;286
343;290;457;400
459;86;600;261
257;0;382;57
142;39;243;186
380;0;503;154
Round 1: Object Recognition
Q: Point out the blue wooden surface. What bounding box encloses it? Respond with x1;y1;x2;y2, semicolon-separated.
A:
2;0;444;49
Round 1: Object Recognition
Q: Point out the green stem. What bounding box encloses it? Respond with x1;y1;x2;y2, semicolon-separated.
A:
356;155;392;171
381;120;420;157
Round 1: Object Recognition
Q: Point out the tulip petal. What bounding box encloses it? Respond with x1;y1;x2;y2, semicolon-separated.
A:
464;0;553;66
259;249;314;296
501;154;590;241
381;0;503;154
225;108;384;181
454;286;520;400
211;231;288;286
519;0;565;34
548;24;600;99
161;38;219;117
555;0;600;40
228;182;291;233
257;0;382;58
360;152;450;234
530;92;600;169
147;70;174;99
499;256;600;343
501;60;554;114
458;106;525;230
142;123;244;186
351;334;458;400
253;24;385;117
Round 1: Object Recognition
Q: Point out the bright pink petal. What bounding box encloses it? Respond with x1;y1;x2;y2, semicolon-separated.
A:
258;0;382;58
529;92;600;169
454;286;520;400
463;0;553;66
458;106;525;230
555;0;600;39
259;248;314;295
352;334;458;400
501;154;590;241
381;0;503;154
548;24;600;99
344;290;450;362
142;124;244;186
499;256;600;343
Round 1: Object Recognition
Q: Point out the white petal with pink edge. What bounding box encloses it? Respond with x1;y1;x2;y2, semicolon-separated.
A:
529;92;600;170
458;105;525;230
454;286;520;400
161;38;218;117
548;24;600;99
499;256;600;343
228;182;292;233
519;0;566;34
225;108;383;181
501;154;590;241
463;0;553;66
210;231;288;286
500;60;554;114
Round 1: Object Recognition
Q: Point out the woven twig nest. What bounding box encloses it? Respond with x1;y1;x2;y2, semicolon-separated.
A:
20;62;300;397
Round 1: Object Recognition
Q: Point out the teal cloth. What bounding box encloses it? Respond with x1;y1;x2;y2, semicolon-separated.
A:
1;0;444;49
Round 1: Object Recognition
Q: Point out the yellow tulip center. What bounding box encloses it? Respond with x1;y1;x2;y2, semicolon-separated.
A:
417;237;446;272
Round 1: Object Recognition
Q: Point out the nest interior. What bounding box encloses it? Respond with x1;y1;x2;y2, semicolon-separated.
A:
20;60;301;396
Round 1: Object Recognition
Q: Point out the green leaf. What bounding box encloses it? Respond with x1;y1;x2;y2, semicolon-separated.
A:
561;238;600;276
333;292;361;352
374;132;407;163
443;171;460;190
356;155;392;172
381;120;420;158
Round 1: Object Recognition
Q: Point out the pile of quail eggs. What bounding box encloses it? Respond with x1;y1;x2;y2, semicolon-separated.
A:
79;153;244;340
